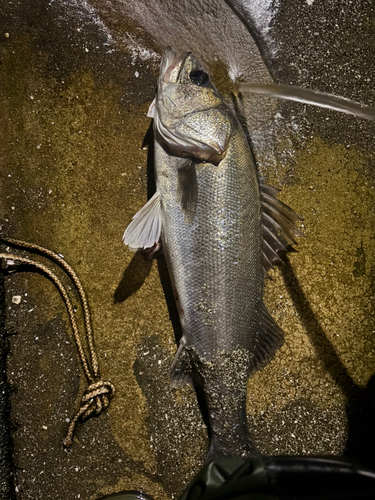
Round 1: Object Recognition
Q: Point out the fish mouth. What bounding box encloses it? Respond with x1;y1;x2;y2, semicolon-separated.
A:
160;46;192;84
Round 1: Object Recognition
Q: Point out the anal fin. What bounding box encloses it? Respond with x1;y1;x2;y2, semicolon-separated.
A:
251;303;284;374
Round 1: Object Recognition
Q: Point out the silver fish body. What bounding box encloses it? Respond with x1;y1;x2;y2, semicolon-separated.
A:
124;47;301;458
155;124;262;360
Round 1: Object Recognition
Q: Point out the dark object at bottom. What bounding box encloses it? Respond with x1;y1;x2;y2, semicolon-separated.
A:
97;491;155;500
97;456;375;500
180;456;375;500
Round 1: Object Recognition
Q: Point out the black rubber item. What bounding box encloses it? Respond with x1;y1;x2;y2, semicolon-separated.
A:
179;456;375;500
96;491;155;500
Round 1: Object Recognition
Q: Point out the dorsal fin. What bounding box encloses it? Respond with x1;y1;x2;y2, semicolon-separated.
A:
260;178;304;274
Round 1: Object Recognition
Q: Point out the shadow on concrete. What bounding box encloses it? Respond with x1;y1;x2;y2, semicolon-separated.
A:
114;252;153;304
133;335;206;497
114;124;156;305
281;257;375;469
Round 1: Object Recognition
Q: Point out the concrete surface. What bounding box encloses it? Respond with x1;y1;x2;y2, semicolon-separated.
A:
0;1;374;499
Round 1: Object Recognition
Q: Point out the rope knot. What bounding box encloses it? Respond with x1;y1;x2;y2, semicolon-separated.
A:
81;379;116;418
63;379;115;447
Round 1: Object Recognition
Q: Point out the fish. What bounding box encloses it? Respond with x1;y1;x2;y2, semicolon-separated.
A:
123;46;303;459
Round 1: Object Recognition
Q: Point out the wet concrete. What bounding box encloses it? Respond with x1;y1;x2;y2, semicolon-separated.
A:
0;1;374;499
0;270;15;499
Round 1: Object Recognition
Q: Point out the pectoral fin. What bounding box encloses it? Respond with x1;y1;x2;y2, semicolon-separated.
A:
147;97;156;118
123;192;162;251
176;160;198;224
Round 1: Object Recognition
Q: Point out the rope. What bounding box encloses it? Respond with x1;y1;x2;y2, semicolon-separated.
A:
0;236;99;377
63;379;115;447
0;241;115;447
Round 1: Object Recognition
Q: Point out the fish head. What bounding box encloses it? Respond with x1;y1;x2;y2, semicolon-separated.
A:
150;47;233;164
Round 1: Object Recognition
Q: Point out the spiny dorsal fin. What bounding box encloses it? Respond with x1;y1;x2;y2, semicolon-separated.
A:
123;191;162;251
260;179;304;273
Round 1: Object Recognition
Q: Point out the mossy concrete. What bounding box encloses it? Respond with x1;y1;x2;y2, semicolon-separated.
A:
0;1;374;500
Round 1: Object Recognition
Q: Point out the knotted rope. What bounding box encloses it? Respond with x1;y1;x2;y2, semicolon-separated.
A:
63;379;115;447
0;236;116;446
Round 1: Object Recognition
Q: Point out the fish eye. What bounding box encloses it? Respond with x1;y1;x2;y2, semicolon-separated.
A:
189;69;209;86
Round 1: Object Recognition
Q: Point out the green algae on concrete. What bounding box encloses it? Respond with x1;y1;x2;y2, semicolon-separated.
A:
270;137;375;387
0;4;172;500
1;1;375;499
247;136;375;456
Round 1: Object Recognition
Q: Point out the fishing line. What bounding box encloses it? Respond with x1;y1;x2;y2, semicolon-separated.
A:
237;83;375;121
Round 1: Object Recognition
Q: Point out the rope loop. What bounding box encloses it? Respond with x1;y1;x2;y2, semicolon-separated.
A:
0;236;117;448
